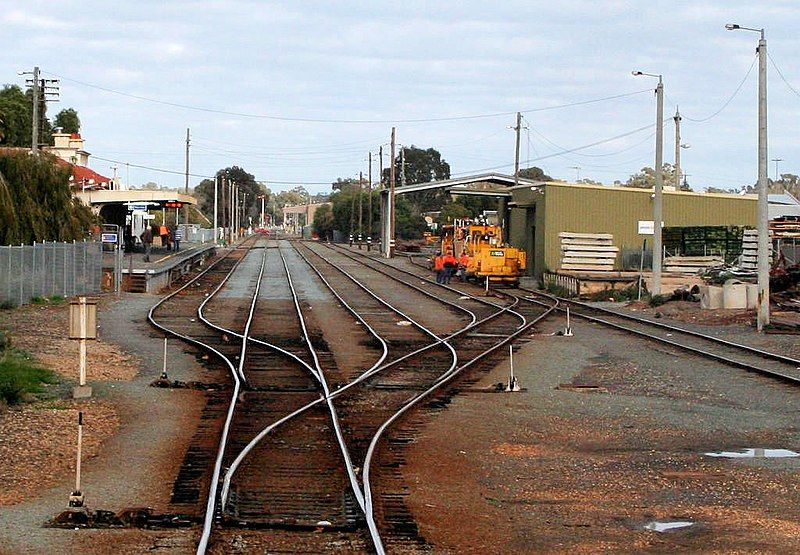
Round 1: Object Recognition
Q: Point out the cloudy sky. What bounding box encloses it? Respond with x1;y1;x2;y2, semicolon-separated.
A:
3;1;800;193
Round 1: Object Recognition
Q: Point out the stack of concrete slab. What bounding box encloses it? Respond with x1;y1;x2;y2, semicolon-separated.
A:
663;255;724;275
559;232;618;271
740;229;772;270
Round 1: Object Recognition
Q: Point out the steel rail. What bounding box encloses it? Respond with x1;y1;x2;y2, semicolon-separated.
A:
362;290;559;555
276;243;367;511
323;242;526;321
146;238;259;555
516;289;800;386
519;286;800;368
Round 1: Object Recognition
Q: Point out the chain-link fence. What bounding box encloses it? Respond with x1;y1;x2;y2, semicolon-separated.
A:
0;241;102;306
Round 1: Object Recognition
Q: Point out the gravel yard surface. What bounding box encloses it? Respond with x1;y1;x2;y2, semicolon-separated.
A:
401;311;800;553
0;294;207;554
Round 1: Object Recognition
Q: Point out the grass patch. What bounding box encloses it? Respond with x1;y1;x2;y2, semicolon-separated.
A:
29;296;48;305
29;295;66;306
0;349;59;407
0;301;16;310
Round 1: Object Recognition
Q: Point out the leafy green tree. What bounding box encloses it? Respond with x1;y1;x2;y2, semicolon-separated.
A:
380;146;451;214
0;85;31;147
194;166;268;227
312;203;334;238
518;166;552;181
439;201;472;224
53;108;80;133
0;152;94;244
624;164;680;189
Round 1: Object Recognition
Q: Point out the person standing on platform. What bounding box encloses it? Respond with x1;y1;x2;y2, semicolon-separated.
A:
141;226;153;262
159;224;170;252
434;252;444;284
173;226;183;252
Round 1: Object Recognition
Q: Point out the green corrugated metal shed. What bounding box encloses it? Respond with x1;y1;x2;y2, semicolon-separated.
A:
507;182;757;278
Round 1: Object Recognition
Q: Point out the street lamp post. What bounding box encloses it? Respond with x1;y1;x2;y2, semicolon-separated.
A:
633;70;664;296
727;23;770;331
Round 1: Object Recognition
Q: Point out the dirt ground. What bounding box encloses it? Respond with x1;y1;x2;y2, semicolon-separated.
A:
401;310;800;553
0;300;140;381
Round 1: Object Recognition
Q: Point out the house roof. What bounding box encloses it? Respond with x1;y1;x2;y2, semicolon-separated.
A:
54;158;112;189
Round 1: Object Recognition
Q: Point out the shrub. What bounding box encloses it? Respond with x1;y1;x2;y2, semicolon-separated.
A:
0;349;58;406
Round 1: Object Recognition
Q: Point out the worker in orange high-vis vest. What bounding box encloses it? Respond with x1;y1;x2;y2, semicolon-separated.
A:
433;252;445;284
442;251;457;284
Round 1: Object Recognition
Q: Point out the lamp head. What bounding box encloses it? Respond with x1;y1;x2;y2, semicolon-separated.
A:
631;70;643;76
725;23;740;30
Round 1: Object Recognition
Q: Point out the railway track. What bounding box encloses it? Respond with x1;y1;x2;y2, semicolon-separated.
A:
394;249;800;386
149;237;559;554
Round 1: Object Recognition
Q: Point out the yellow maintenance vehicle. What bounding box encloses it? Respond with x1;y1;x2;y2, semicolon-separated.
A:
438;219;526;285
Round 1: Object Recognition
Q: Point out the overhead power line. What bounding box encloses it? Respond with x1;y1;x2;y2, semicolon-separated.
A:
680;54;757;123
768;52;800;98
91;155;333;185
450;122;656;176
44;70;651;123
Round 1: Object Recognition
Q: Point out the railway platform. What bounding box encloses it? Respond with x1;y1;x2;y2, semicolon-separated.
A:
102;242;217;293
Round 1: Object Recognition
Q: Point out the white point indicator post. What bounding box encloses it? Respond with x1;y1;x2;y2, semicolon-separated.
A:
564;306;573;336
505;344;521;392
161;337;169;379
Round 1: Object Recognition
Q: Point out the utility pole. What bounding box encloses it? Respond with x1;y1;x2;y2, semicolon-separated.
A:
654;76;665;297
221;176;226;244
349;179;357;244
726;23;770;330
674;107;682;189
757;30;770;329
389;127;396;257
367;151;373;248
358;171;363;241
184;128;190;226
772;158;783;182
400;146;406;187
31;66;40;154
513;112;522;188
213;174;219;245
379;146;384;189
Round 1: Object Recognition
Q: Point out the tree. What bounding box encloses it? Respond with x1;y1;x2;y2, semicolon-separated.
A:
0;85;31;147
439;201;472;224
518;166;552;181
381;146;451;214
53;108;80;134
624;164;680;189
312;203;334;238
193;166;267;227
0;152;94;244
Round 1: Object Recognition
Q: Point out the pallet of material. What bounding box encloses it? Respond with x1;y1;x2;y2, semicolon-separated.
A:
663;255;723;274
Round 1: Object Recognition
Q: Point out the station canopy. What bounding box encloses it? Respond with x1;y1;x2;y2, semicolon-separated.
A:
384;172;541;198
74;189;196;210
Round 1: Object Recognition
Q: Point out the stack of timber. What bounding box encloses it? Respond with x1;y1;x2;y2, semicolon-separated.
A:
740;229;773;271
559;232;618;271
663;255;724;275
771;219;800;239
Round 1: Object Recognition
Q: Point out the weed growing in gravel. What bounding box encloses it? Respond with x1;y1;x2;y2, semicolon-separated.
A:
0;349;58;407
0;301;16;310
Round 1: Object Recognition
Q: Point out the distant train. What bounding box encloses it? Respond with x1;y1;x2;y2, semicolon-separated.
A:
436;219;526;285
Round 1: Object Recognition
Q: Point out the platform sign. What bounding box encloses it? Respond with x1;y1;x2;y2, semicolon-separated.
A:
101;233;118;244
129;204;148;212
